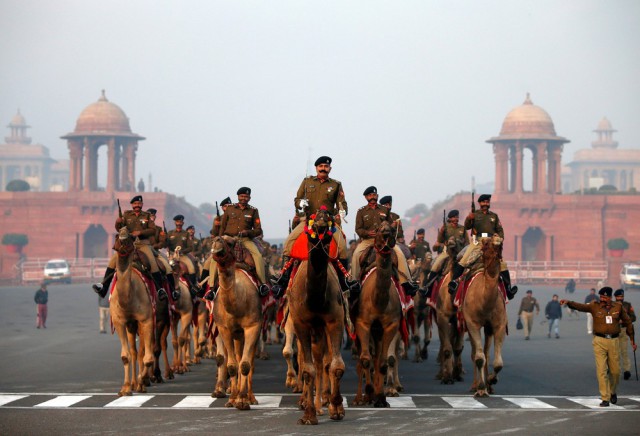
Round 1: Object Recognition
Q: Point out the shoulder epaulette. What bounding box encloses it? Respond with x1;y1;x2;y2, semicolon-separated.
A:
358;205;368;211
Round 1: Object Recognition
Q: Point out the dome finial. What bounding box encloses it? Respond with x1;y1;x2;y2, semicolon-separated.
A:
99;89;108;102
524;92;532;105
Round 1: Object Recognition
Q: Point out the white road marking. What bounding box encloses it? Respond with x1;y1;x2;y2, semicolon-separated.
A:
387;397;416;408
173;395;216;408
567;397;624;409
251;395;282;409
34;395;91;408
0;394;27;406
503;397;556;409
104;395;154;408
442;396;487;409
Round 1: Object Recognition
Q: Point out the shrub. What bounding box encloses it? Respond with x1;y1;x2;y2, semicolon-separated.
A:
607;238;629;250
5;179;30;192
1;233;29;246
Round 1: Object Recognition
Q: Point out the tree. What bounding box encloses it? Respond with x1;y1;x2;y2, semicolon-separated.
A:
607;238;629;250
1;233;29;247
5;179;30;192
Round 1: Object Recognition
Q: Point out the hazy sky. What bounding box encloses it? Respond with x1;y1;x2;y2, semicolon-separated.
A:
1;0;639;238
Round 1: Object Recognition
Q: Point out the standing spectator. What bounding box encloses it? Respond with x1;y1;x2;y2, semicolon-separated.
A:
34;282;48;329
518;290;540;340
564;278;576;294
98;294;110;334
614;289;636;380
545;294;563;338
561;287;636;407
585;288;600;334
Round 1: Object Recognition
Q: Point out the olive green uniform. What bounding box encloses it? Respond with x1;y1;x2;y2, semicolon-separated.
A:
149;223;171;274
411;239;432;261
618;301;636;374
567;300;635;402
166;229;196;274
218;203;266;284
389;211;404;240
284;176;348;259
431;223;470;273
458;210;507;271
351;204;412;283
107;210;159;273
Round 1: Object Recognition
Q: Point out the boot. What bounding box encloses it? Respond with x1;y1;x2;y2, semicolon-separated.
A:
258;283;270;297
271;256;292;287
152;271;168;301
167;274;179;300
425;270;439;289
448;263;465;295
188;273;199;299
92;267;116;299
335;259;360;296
204;287;217;301
401;281;418;297
500;270;518;300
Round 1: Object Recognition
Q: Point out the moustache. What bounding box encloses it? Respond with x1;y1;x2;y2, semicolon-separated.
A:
319;170;328;174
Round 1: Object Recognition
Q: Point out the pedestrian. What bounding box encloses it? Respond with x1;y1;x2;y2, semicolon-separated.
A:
34;281;48;329
585;288;600;334
561;287;636;407
98;294;110;334
545;294;562;338
564;278;576;294
518;290;540;340
614;289;636;380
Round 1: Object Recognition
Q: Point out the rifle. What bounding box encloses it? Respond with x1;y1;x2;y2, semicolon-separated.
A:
471;191;476;213
215;201;220;218
117;199;123;219
162;220;168;234
443;209;446;226
288;220;292;234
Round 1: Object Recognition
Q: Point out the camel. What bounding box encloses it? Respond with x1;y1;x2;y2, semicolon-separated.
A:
288;207;346;424
151;290;173;382
191;298;209;364
109;227;156;396
169;275;193;374
435;236;466;384
462;235;508;397
408;254;433;362
352;220;402;408
210;235;262;410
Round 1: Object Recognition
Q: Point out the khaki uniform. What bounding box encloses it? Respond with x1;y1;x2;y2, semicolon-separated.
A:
618;301;636;373
351;204;412;282
218;203;266;284
108;210;159;273
284;176;348;259
567;300;635;402
518;295;540;338
431;223;470;273
166;229;196;274
411;239;432;261
388;211;404;240
149;224;171;274
458;209;507;271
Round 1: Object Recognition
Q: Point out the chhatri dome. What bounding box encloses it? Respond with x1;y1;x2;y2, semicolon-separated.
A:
72;90;135;136
498;93;558;138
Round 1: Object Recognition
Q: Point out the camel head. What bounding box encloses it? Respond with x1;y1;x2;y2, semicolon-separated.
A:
446;235;466;256
481;234;503;268
374;220;397;255
114;227;135;257
211;235;236;266
306;206;335;244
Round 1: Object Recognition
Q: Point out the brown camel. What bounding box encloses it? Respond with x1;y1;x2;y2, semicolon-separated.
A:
109;227;156;396
435;236;466;384
211;235;262;410
462;234;508;397
352;220;402;408
408;254;433;362
151;290;173;383
192;298;209;363
170;276;193;374
288;207;346;424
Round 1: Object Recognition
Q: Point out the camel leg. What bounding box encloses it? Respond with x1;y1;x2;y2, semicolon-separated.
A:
218;328;239;407
436;313;454;384
468;325;487;397
212;333;228;398
126;327;143;393
138;319;155;390
325;319;346;421
170;318;181;373
282;318;298;389
452;327;465;382
374;323;396;408
237;324;260;410
385;331;401;397
421;307;432;361
114;322;133;397
295;327;318;425
312;336;325;416
356;319;374;403
161;326;173;380
489;324;506;389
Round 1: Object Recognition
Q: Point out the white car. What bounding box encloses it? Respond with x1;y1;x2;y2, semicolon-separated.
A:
620;263;640;292
43;259;72;284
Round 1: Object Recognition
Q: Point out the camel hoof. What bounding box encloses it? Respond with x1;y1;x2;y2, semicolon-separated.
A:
212;390;226;398
259;352;270;360
474;391;489;398
441;378;454;385
236;401;251;410
225;400;235;408
297;417;318;425
488;375;498;385
374;398;390;408
413;357;423;363
330;410;345;421
316;407;325;416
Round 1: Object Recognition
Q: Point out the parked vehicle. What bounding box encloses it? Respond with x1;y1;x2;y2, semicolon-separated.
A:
620;263;640;291
43;259;72;284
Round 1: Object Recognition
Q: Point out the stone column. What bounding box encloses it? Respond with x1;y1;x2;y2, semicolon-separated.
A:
494;143;509;193
536;142;547;193
106;138;116;192
68;141;83;191
83;137;91;192
552;144;563;194
515;142;524;193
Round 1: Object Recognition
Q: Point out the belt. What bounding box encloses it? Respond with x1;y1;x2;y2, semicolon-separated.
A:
594;333;619;339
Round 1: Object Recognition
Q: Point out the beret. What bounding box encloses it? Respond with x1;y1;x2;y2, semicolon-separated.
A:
314;156;332;166
130;195;143;203
363;186;377;196
448;209;459;218
598;286;613;297
526;290;533;294
379;195;392;205
237;187;251;195
220;197;232;206
614;288;624;297
478;194;492;202
186;225;195;231
173;214;184;221
146;208;157;215
417;228;425;234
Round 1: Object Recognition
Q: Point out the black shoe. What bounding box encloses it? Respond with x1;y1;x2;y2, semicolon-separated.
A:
624;371;631;380
258;284;270;297
401;281;418;297
157;288;168;301
171;290;179;300
204;289;217;301
610;393;617;404
507;285;519;300
271;284;284;299
448;280;459;295
92;283;108;299
599;400;609;407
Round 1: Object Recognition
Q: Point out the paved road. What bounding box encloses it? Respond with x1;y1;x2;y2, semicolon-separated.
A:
1;283;639;434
